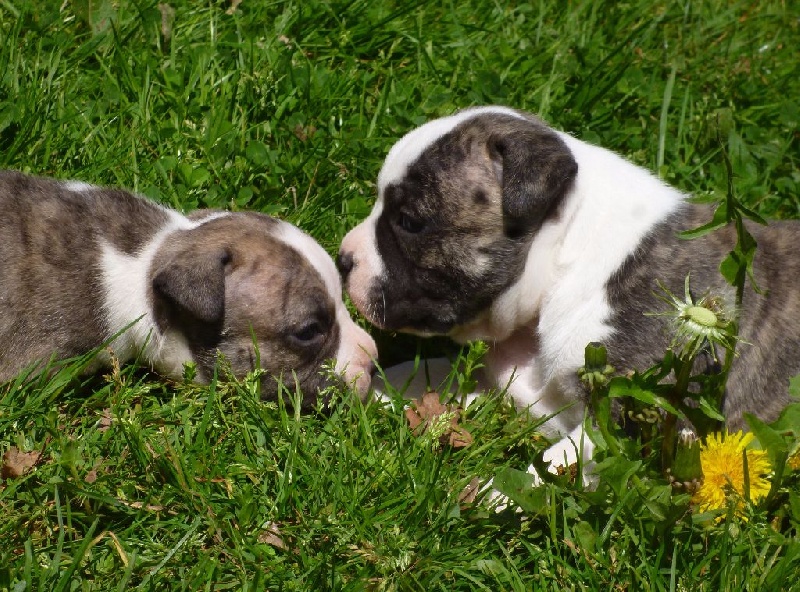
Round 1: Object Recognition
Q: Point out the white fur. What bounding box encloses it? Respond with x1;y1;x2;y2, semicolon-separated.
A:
449;130;684;468
477;133;682;453
338;200;386;319
348;107;687;475
274;220;341;296
63;180;95;192
377;106;525;189
274;221;378;394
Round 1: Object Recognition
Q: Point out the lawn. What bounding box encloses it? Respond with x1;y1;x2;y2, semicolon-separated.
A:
1;0;799;589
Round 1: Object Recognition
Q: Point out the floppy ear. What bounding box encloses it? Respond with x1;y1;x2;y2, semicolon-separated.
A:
488;124;578;237
152;248;232;326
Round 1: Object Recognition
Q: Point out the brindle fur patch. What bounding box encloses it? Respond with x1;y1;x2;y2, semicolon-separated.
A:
150;214;341;404
0;171;171;379
0;172;343;406
371;112;576;333
605;203;800;427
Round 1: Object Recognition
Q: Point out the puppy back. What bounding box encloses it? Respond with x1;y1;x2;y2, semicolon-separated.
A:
0;170;176;379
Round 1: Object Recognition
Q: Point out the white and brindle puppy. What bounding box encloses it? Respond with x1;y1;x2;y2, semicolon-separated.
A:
338;106;799;470
0;170;377;406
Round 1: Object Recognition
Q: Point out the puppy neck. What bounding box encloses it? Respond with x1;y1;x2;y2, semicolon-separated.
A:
450;132;686;349
448;217;563;344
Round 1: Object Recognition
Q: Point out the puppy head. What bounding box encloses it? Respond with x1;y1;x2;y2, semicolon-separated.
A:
338;106;577;342
149;213;377;407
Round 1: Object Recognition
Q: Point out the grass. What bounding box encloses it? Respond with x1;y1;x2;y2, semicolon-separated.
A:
1;0;799;589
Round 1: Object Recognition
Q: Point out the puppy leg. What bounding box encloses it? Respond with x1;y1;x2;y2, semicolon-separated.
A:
533;422;596;486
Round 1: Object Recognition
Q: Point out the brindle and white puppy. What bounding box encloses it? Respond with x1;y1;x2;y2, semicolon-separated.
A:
338;106;800;471
0;170;377;406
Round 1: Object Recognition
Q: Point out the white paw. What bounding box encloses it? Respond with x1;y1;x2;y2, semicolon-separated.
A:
519;427;597;488
533;429;597;487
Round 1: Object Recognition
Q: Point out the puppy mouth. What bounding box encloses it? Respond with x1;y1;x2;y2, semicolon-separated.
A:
343;258;472;337
395;326;443;338
258;371;351;411
359;285;461;336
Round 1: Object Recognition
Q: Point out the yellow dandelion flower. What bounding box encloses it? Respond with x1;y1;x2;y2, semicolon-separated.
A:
692;431;772;519
789;448;800;472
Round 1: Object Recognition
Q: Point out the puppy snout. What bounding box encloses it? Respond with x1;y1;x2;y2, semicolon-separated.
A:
336;250;354;281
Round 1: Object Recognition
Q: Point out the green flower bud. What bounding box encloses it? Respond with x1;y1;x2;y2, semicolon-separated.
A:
584;342;607;369
672;428;702;483
684;305;718;328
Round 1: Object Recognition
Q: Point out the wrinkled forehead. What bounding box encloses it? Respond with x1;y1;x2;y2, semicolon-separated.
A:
377;106;526;192
273;220;341;298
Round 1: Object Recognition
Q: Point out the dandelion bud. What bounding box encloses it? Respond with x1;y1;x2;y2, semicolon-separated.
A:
685;305;718;328
672;428;702;483
584;342;607;368
579;343;615;389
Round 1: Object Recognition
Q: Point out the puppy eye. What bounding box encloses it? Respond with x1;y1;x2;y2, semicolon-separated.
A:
396;211;425;234
290;321;325;345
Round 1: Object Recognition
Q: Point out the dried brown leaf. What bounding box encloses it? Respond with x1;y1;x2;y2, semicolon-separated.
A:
1;447;41;479
405;391;447;431
226;0;242;15
458;477;481;505
293;124;317;142
555;462;579;484
446;423;473;449
158;4;175;42
117;500;176;514
405;391;473;449
259;522;291;551
404;407;421;430
194;476;234;497
96;408;113;432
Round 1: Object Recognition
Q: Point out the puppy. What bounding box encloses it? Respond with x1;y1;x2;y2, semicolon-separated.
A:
0;170;377;405
338;106;799;470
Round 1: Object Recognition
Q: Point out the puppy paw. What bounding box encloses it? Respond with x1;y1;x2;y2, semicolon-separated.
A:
537;432;597;487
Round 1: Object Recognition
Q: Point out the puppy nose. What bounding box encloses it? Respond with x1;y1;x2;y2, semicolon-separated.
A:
336;251;354;280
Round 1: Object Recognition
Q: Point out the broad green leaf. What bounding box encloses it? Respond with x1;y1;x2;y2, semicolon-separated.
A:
790;491;800;524
719;251;745;286
738;204;768;225
492;467;548;515
745;413;787;471
789;375;800;399
572;520;598;554
608;379;681;416
679;203;728;239
245;141;270;166
698;396;726;421
641;485;673;522
769;402;800;435
593;456;642;498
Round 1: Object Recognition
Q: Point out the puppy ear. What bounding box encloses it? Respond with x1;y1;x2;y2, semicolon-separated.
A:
488;125;577;237
152;248;232;325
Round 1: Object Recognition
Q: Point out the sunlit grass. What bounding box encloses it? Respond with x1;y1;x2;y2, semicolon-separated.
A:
1;0;799;589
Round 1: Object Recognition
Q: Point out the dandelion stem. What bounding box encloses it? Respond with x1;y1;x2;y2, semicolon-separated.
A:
662;353;694;473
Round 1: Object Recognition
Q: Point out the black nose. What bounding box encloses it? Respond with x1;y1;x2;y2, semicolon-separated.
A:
336;251;354;280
